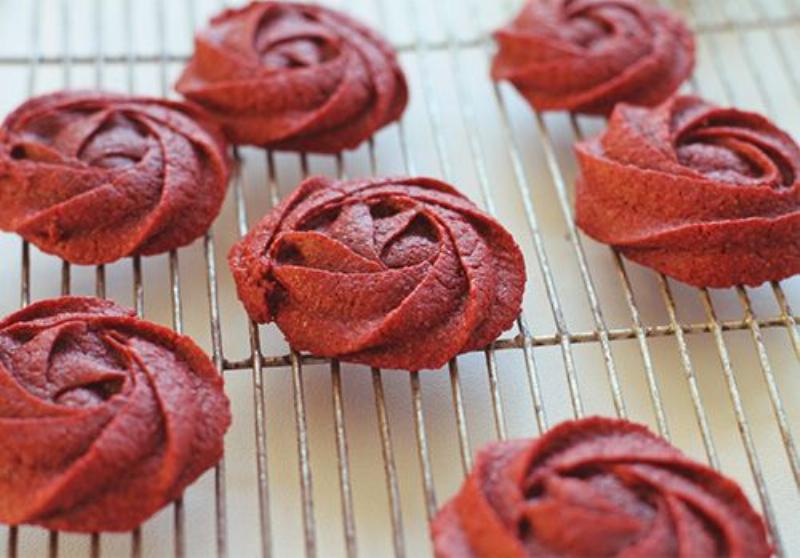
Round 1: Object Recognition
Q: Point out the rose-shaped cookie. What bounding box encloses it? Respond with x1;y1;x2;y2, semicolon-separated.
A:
432;417;771;558
0;91;229;265
229;176;526;370
576;95;800;287
175;2;408;153
0;297;231;533
492;0;695;115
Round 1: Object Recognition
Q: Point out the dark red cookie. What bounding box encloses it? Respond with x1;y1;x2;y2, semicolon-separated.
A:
576;95;800;287
229;176;526;370
0;297;231;533
0;91;229;265
176;1;408;153
492;0;695;115
432;417;771;558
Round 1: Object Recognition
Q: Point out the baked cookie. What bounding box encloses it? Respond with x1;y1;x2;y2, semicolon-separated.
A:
492;0;695;115
432;417;771;558
176;2;408;153
0;91;229;265
576;95;800;287
229;176;526;370
0;297;230;533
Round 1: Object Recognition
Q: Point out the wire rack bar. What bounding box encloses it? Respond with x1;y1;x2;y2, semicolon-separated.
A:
289;153;319;558
371;368;406;558
290;351;317;558
773;283;800;360
483;352;509;441
516;317;549;433
217;311;800;370
48;532;57;558
203;230;230;558
446;360;473;475
329;153;359;558
410;373;437;522
233;150;273;558
5;527;16;558
330;360;357;558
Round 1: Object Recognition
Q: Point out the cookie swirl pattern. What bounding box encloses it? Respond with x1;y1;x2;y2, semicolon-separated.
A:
0;297;231;532
229;176;526;370
176;1;408;153
0;91;229;265
432;417;772;558
576;95;800;287
492;0;695;115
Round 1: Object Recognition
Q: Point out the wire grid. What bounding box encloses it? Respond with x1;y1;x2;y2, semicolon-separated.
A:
0;0;798;556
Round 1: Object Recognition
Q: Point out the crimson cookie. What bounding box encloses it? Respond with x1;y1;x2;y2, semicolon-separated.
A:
176;2;408;153
0;91;229;265
0;297;230;533
229;176;526;370
576;95;800;287
432;417;771;558
492;0;695;115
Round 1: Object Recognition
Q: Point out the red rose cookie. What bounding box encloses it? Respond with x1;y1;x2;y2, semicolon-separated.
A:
229;176;526;370
576;95;800;287
176;2;408;153
0;91;229;265
0;297;231;533
432;417;772;558
492;0;695;115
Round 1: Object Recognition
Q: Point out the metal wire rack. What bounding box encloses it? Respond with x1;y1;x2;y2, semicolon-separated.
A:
0;0;798;556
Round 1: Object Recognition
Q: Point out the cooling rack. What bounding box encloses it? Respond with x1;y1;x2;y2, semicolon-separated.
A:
0;0;798;556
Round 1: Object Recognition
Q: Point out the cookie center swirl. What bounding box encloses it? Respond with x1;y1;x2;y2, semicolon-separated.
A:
255;7;340;69
54;373;126;408
519;467;667;555
372;202;440;268
564;3;619;48
291;198;441;269
51;335;128;408
5;323;130;409
8;107;151;169
78;112;150;169
676;115;796;188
